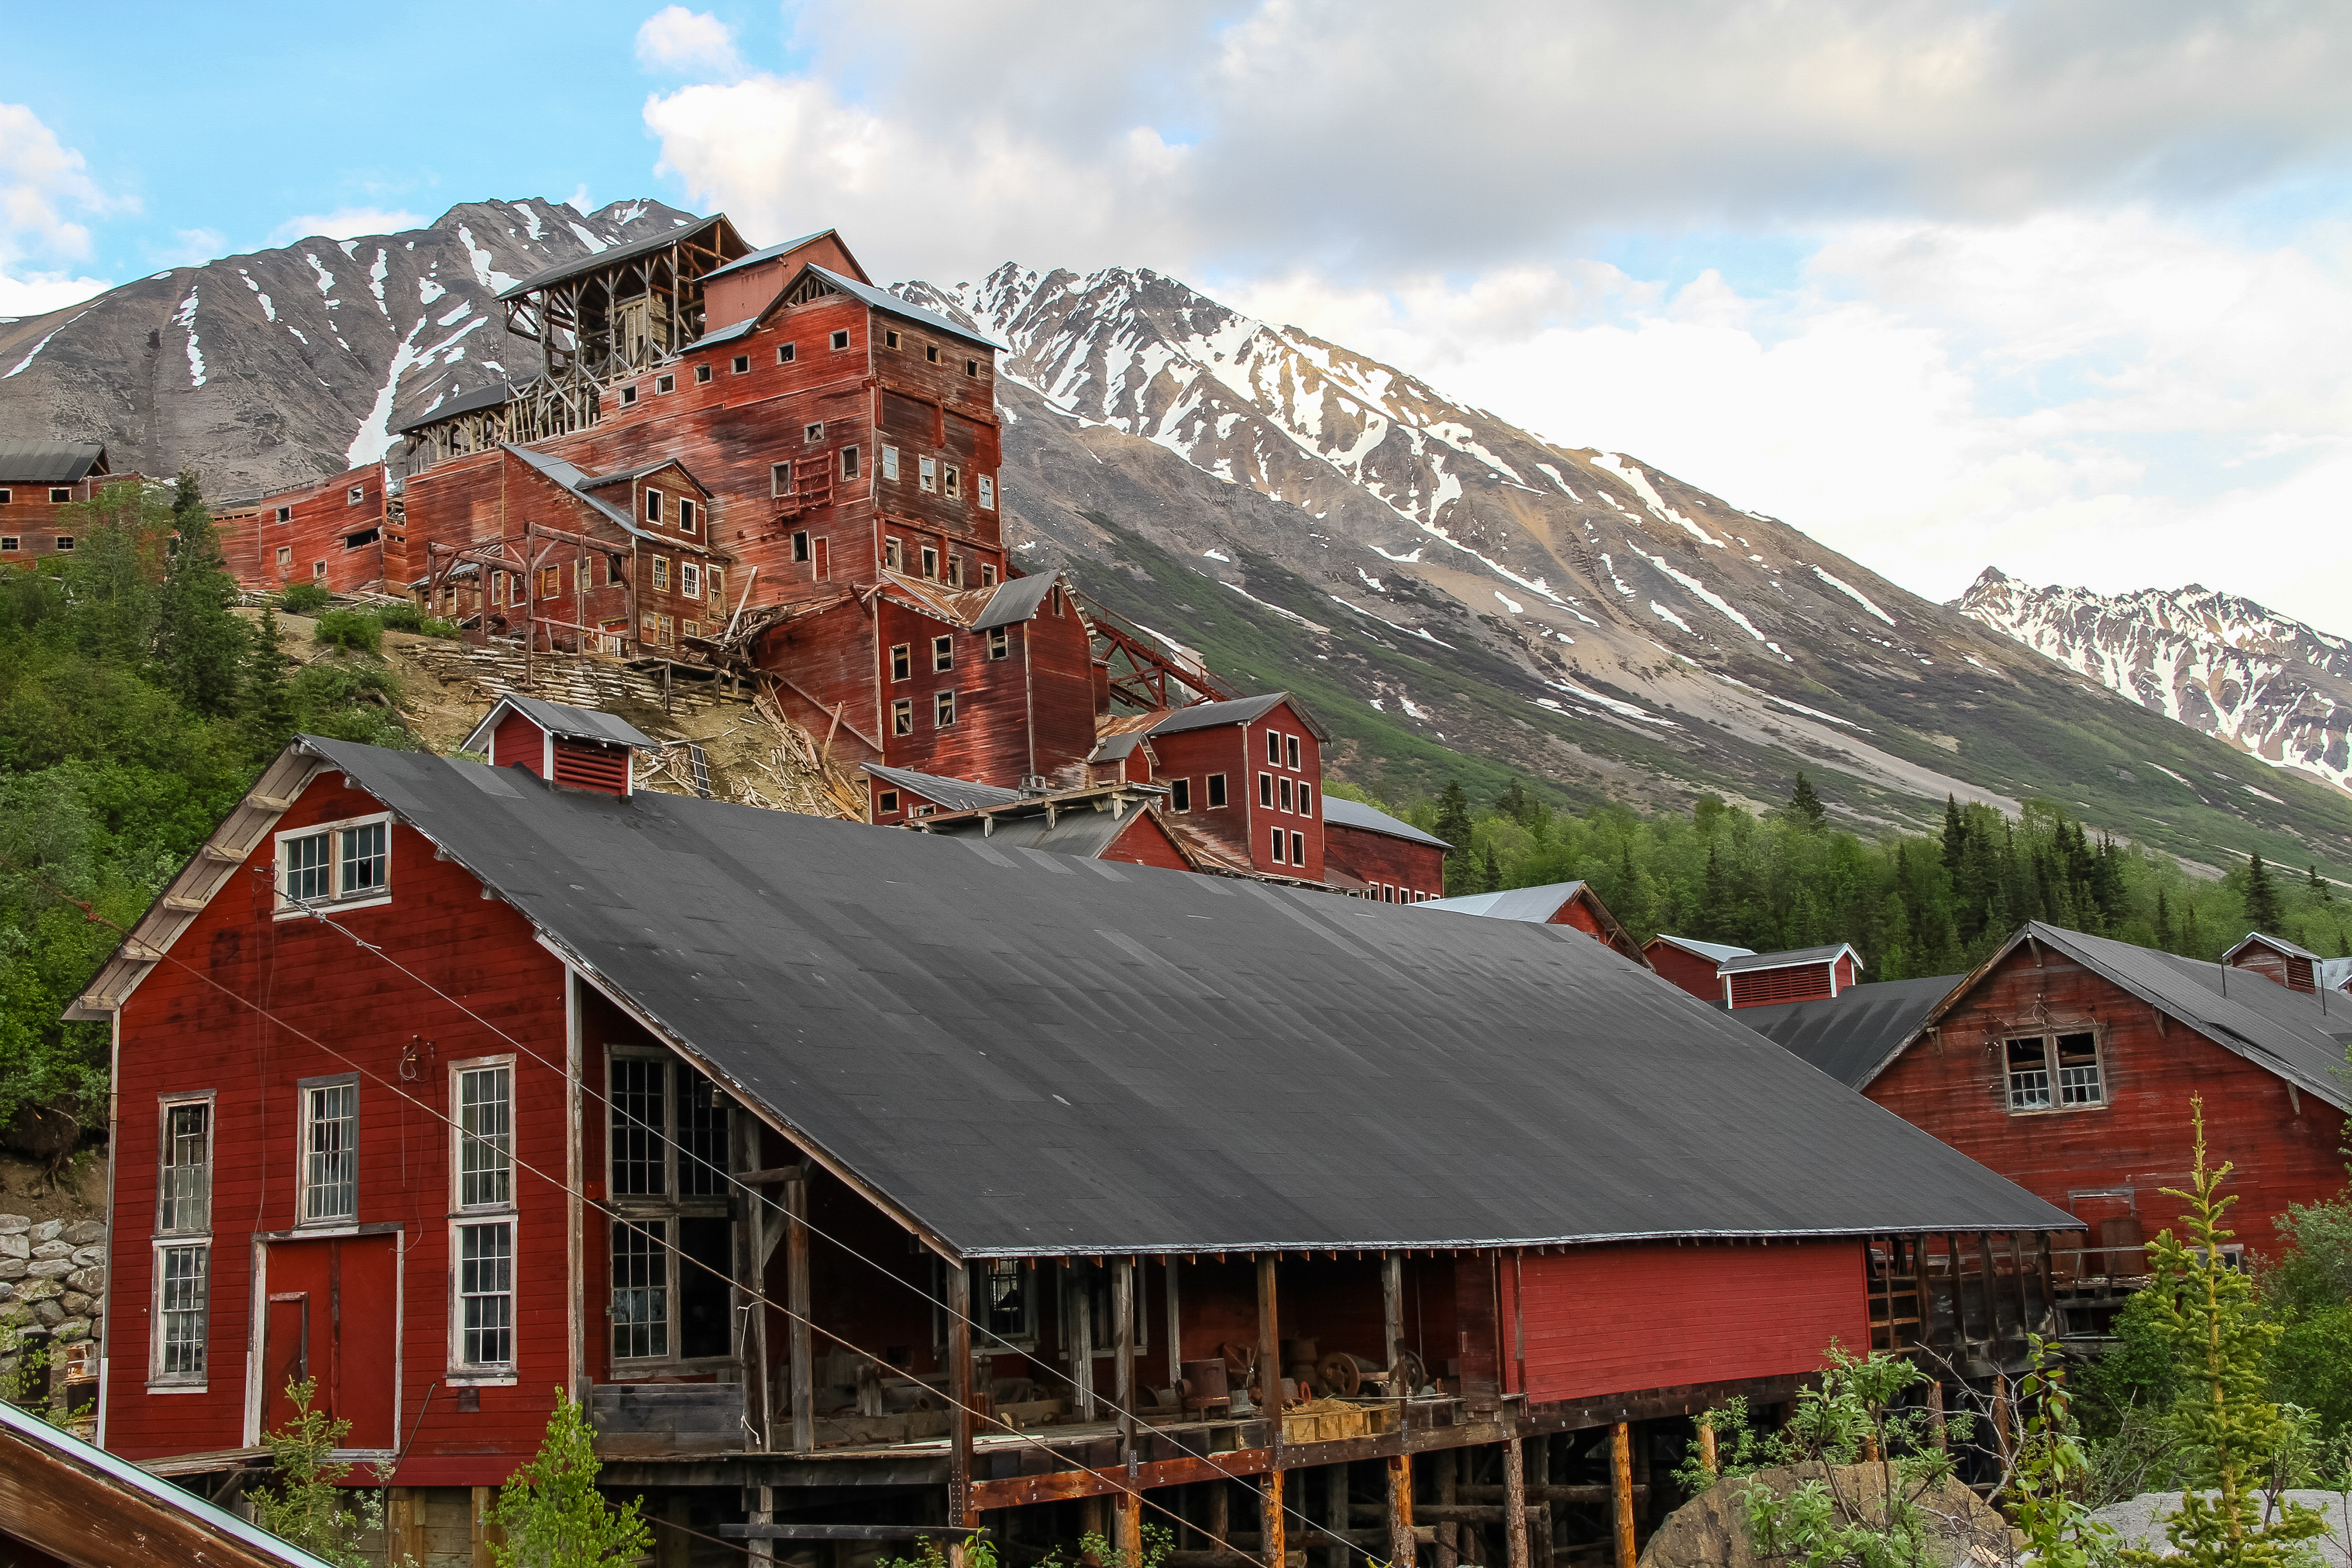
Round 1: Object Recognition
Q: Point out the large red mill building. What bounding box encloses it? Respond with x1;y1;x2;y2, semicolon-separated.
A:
72;704;2071;1565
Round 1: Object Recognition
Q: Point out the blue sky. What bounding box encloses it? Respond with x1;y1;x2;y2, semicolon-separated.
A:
8;2;2352;626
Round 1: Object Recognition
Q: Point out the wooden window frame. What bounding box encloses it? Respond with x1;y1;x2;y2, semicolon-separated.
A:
1259;773;1274;809
966;358;980;378
50;487;72;504
678;498;697;536
986;627;1009;660
652;556;671;592
694;363;712;384
275;546;292;569
878;789;900;814
1207;774;1228;809
2004;1028;2106;1114
1266;730;1282;765
1279;777;1294;813
1271;827;1287;864
932;635;953;673
919;456;938;493
149;1238;211;1391
841;446;860;481
0;537;17;554
274;505;293;523
156;1091;216;1240
448;1053;518;1380
792;531;811;563
882;445;899;482
1299;782;1312;818
891;643;912;682
681;562;702;600
1171;778;1192;813
346;487;365;506
925;343;940;364
884;537;904;572
885;329;902;350
645;488;664;525
1290;831;1306;866
804;421;824;444
449;1215;518;1381
935;689;956;728
1286;734;1301;770
978;475;995;510
772;463;793;497
892;699;914;735
605;1048;734;1372
273;811;393;918
778;342;797;363
980;563;998;588
831;329;851;350
295;1073;360;1228
655;373;676;394
920;544;939;580
619;384;638;406
944;466;960;500
732;354;750;375
966;1259;1040;1351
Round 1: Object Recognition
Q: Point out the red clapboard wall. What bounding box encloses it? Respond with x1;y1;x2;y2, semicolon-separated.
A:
1514;1242;1866;1404
1645;941;1728;1002
103;773;574;1483
1322;822;1445;903
1866;946;2346;1258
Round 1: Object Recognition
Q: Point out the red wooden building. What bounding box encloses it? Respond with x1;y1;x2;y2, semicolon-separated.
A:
1320;796;1449;903
1718;944;1862;1009
0;440;145;566
73;713;2071;1564
1415;882;1651;968
2222;931;2338;995
216;461;402;596
1642;936;1754;1002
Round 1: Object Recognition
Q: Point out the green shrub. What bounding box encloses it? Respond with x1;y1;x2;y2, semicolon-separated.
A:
311;610;382;654
378;601;461;639
277;581;332;614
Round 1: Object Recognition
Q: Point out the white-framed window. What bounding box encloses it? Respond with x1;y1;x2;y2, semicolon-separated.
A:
1290;830;1306;864
0;537;16;552
158;1095;213;1235
1271;827;1287;864
1299;782;1312;817
892;698;913;735
0;489;10;504
655;373;675;394
50;487;71;504
932;635;953;672
152;1241;210;1387
694;363;711;384
274;505;293;523
1266;731;1282;765
935;690;956;728
831;329;850;350
1207;774;1227;808
920;544;939;579
882;446;899;482
1286;734;1301;770
2006;1031;2104;1112
981;563;997;587
841;446;860;480
606;1052;733;1367
1280;777;1294;813
455;1220;515;1371
778;342;797;364
274;812;393;915
449;1055;516;1376
298;1075;359;1224
310;560;325;580
978;475;995;510
347;487;365;506
944;466;960;499
678;498;697;535
620;385;638;406
804;421;824;444
1171;778;1192;812
645;488;664;525
919;456;938;493
1259;773;1274;808
681;562;702;599
771;463;793;497
883;537;903;572
454;1059;513;1211
987;626;1009;660
732;354;750;375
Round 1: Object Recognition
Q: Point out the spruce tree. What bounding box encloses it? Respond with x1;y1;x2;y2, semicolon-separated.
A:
1941;794;1965;874
2155;889;2174;953
2242;852;2284;935
2308;864;2332;904
1479;841;1503;896
1789;771;1827;831
152;471;244;714
1434;778;1475;895
242;609;298;756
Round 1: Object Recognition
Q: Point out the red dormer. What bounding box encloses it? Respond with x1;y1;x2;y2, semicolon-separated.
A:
462;695;656;797
2222;931;2322;993
1719;943;1863;1009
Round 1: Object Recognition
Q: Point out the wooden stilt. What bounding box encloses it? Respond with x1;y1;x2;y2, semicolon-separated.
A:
1259;1256;1285;1568
1326;1463;1351;1568
1120;1489;1145;1568
1388;1453;1417;1568
1610;1424;1635;1568
787;1176;814;1452
1532;1436;1553;1568
1436;1445;1459;1568
1114;1259;1137;1462
1928;1382;1947;1453
1263;1472;1287;1568
1504;1436;1529;1568
1210;1479;1231;1551
1697;1424;1717;1480
949;1258;976;1560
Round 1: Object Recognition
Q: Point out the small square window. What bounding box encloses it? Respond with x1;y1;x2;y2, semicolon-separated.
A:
49;487;71;504
892;699;913;735
978;475;995;510
987;626;1009;660
981;563;997;587
921;544;939;579
677;498;697;535
932;635;952;672
347;487;365;506
1171;778;1192;812
310;559;325;580
885;329;902;349
966;359;979;377
891;643;912;681
778;342;797;364
0;537;16;553
944;467;960;499
879;789;900;814
276;546;293;568
694;363;711;384
925;344;939;364
831;329;850;350
792;531;811;563
0;488;10;503
655;373;675;394
620;385;639;406
841;446;859;480
732;354;750;375
935;690;955;728
1207;774;1227;808
805;422;824;443
947;555;963;587
275;505;293;524
882;446;899;482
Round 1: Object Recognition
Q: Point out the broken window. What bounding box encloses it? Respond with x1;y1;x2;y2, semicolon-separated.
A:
778;341;797;363
966;358;980;378
49;487;70;504
891;643;912;681
878;790;900;814
1207;774;1227;808
944;466;960;499
655;373;675;394
620;385;638;406
841;446;859;480
978;475;995;510
987;627;1009;660
933;635;953;672
792;531;811;563
885;329;902;350
935;690;956;728
884;537;904;572
925;343;939;363
882;445;900;482
772;463;793;497
2006;1037;2054;1110
805;421;824;444
921;544;939;579
893;698;914;735
919;456;938;493
606;1054;733;1365
981;563;997;587
1171;778;1192;812
347;487;365;506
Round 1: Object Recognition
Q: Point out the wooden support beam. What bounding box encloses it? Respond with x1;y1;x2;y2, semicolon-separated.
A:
1459;1486;1651;1507
1258;1255;1285;1568
1115;1259;1137;1463
719;1526;999;1542
949;1258;975;1534
1504;1432;1529;1568
1381;1254;1404;1377
787;1177;814;1453
1610;1424;1635;1568
1324;1462;1350;1568
1388;1453;1417;1568
1071;1267;1097;1421
1436;1447;1457;1568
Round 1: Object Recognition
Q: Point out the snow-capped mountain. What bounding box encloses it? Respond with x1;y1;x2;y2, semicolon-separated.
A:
1957;568;2352;794
0;198;699;499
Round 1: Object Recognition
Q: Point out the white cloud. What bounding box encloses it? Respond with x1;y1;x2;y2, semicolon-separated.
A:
0;271;111;317
634;6;744;78
1;103;128;318
266;207;425;246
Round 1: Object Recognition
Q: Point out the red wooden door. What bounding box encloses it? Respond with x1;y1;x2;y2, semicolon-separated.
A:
260;1236;399;1448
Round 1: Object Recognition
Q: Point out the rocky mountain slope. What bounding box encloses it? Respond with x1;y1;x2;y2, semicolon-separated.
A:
0;198;701;500
7;204;2351;874
1956;569;2352;796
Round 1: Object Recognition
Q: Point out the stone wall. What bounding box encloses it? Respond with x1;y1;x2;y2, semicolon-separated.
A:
0;1213;107;1428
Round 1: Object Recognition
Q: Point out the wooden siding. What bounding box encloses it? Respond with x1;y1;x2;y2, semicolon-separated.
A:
1867;946;2349;1256
1645;941;1727;1002
876;600;1041;785
1023;607;1101;785
213;465;391;594
1729;962;1836;1009
1518;1242;1866;1405
1323;822;1445;903
0;470;146;568
2230;943;2315;993
1105;812;1191;871
103;773;572;1481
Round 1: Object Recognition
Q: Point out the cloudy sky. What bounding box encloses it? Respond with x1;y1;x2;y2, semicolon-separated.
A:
8;2;2351;625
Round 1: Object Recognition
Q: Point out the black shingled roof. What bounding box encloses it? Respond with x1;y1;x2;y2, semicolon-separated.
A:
1733;975;1965;1088
0;439;107;483
110;737;2077;1256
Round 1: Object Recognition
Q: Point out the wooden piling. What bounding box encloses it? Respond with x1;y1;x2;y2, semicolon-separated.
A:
1610;1424;1635;1568
1387;1454;1417;1568
1261;1254;1285;1568
1504;1434;1529;1568
787;1175;813;1452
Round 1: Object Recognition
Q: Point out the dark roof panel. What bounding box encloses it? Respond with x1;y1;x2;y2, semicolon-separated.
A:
802;267;1008;352
1720;943;1862;975
1420;882;1591;921
1148;693;1293;738
970;574;1063;630
496;214;739;301
0;439;106;483
1735;975;1964;1088
273;737;2076;1253
865;765;1025;812
393;382;510;434
1322;795;1448;848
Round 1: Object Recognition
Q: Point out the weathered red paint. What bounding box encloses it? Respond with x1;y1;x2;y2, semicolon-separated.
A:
1323;820;1445;903
1643;938;1726;1001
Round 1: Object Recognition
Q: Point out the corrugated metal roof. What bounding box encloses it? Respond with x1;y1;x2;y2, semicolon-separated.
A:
1091;732;1147;762
920;800;1161;860
1322;795;1449;848
238;736;2077;1252
1148;692;1338;741
393;382;510;434
460;695;658;754
1734;975;1965;1088
680;317;760;351
866;765;1025;812
1917;921;2352;1110
702;232;831;283
579;459;707;493
1419;882;1593;922
495;214;740;301
500;443;643;537
1650;934;1756;964
970;572;1062;629
802;267;1009;352
2223;930;2322;963
0;439;106;483
1721;943;1863;976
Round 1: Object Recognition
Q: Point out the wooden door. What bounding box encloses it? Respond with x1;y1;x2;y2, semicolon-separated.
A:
260;1236;399;1448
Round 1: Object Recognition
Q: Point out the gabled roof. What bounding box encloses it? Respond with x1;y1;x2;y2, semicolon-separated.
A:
971;573;1065;630
0;439;107;483
1649;933;1756;965
1911;921;2352;1109
912;785;1183;862
461;694;656;755
865;764;1025;813
1735;974;1966;1089
1090;731;1150;763
495;213;745;301
501;443;639;535
0;1399;336;1567
783;265;1008;352
579;458;709;495
1322;795;1449;849
393;381;510;434
703;228;870;286
2223;930;2322;964
680;316;760;352
1721;943;1863;976
1421;881;1600;923
77;736;2077;1253
1148;692;1333;742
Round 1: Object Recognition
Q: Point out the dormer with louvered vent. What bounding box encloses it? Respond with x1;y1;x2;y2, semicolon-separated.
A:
460;695;656;798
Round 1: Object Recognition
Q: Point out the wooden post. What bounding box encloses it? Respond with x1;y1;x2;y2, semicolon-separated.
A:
1209;1478;1230;1551
746;1486;775;1566
1928;1382;1947;1453
1260;1256;1285;1568
1610;1423;1635;1568
1114;1258;1137;1461
1120;1488;1145;1568
387;1488;424;1567
949;1257;975;1539
1992;1375;2013;1467
1532;1434;1553;1568
1388;1452;1417;1568
787;1175;814;1452
1382;1253;1405;1376
1326;1462;1352;1568
470;1484;502;1567
1697;1424;1718;1479
1071;1266;1097;1421
1167;1258;1184;1393
1504;1434;1529;1568
1946;1233;1969;1343
1436;1448;1458;1568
